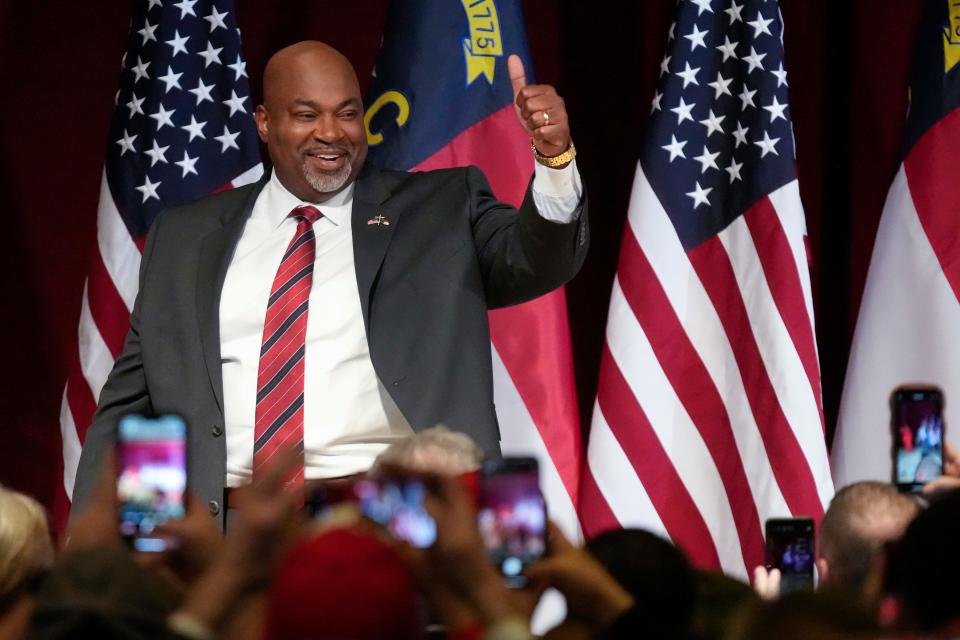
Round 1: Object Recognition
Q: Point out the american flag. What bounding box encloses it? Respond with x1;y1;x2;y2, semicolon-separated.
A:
56;0;262;526
580;0;834;578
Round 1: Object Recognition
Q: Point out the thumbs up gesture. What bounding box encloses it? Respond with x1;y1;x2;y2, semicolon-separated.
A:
508;54;572;160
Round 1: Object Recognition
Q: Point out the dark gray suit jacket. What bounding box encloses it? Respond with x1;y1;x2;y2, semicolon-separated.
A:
72;163;588;524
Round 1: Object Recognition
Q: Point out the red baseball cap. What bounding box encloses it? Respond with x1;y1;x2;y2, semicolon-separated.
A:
262;526;423;640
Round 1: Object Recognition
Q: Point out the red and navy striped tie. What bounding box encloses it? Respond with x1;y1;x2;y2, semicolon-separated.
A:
253;205;322;488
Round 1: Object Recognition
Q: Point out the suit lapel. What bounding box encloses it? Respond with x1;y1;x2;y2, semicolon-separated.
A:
196;176;268;413
352;165;399;330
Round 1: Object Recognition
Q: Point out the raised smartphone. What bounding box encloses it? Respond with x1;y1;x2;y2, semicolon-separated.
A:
478;456;546;588
892;386;944;493
353;476;437;548
765;517;815;594
116;414;187;552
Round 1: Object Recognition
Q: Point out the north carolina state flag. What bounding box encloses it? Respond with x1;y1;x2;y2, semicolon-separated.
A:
834;1;960;486
363;0;583;539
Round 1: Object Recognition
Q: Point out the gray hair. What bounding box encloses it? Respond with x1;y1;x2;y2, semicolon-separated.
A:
374;426;484;475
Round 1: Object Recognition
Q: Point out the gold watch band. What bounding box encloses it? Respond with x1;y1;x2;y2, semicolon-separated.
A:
531;140;576;168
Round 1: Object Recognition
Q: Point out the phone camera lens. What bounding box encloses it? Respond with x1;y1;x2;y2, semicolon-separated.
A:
502;557;522;577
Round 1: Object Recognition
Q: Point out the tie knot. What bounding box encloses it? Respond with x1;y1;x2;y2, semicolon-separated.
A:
291;205;322;225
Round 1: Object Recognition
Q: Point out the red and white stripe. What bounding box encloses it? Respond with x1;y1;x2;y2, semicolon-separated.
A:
410;101;583;636
582;162;833;579
835;109;960;487
56;165;262;528
413;105;584;548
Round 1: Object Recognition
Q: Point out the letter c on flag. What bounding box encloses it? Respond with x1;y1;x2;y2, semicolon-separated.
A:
365;91;411;146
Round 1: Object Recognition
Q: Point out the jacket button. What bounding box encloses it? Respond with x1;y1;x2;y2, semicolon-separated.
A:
211;424;223;437
208;500;221;516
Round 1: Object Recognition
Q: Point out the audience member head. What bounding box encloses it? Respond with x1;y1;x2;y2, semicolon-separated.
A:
0;485;54;637
732;590;878;640
262;526;422;640
29;546;182;640
585;528;696;638
373;425;484;476
817;481;919;602
883;488;960;633
0;485;54;600
689;569;758;640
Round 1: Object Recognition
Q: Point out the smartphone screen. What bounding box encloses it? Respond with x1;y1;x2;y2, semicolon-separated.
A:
354;478;437;548
117;414;187;552
478;457;546;588
765;517;815;594
892;387;944;492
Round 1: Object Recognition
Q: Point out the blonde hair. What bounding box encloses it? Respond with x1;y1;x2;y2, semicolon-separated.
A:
0;485;54;600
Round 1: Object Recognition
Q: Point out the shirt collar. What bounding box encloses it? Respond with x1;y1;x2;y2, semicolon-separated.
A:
265;169;354;229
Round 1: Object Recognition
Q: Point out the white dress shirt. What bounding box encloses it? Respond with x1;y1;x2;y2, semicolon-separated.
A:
220;160;583;485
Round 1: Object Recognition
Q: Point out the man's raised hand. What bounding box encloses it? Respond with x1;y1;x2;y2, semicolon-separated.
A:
508;54;571;158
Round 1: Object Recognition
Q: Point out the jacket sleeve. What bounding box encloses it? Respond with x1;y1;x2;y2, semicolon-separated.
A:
70;215;163;514
467;165;589;309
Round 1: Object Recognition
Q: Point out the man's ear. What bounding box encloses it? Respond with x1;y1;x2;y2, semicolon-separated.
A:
255;105;269;143
815;556;829;587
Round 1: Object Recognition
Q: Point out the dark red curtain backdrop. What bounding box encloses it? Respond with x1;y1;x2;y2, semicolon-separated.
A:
0;1;926;512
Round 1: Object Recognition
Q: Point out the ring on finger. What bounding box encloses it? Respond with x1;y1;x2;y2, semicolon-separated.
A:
542;110;551;125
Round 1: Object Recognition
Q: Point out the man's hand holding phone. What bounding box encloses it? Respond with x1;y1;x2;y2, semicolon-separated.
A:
922;440;960;499
68;415;221;581
366;456;549;586
148;493;223;580
397;469;526;632
116;414;188;552
763;517;815;595
477;457;547;588
365;457;554;632
353;474;437;549
524;522;634;630
891;387;946;493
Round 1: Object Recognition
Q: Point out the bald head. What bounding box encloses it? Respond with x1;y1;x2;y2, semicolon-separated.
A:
255;41;367;203
818;481;920;596
262;41;360;109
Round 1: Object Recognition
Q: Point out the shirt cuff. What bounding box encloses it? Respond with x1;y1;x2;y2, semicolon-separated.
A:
531;158;583;224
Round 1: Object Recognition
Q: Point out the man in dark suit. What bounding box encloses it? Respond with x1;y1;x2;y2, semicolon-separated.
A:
72;41;587;524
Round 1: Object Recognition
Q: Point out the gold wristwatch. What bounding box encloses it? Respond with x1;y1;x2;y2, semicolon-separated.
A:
531;140;576;168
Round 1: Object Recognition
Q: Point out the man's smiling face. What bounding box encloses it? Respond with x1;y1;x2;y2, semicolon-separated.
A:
256;42;368;203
